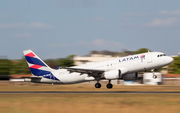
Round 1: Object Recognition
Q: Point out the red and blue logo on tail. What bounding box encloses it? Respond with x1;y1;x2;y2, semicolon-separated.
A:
23;50;59;80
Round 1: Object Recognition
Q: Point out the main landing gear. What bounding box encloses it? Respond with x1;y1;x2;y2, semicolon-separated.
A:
95;80;113;89
106;80;113;89
95;82;101;88
151;69;157;79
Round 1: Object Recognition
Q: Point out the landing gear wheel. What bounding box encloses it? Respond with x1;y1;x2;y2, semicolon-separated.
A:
151;69;157;79
95;83;101;88
106;83;113;89
153;75;157;79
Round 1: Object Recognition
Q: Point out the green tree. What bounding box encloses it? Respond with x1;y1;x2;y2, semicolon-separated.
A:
57;55;75;67
44;55;75;69
0;59;10;75
0;59;10;80
168;56;180;74
45;59;58;69
134;48;150;54
10;57;31;74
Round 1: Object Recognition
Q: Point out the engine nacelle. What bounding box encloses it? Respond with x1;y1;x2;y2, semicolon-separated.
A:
123;73;138;80
104;70;121;80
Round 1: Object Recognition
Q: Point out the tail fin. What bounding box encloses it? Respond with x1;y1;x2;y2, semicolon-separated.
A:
23;50;53;77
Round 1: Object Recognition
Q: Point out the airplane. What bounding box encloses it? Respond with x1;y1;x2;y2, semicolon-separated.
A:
22;50;173;89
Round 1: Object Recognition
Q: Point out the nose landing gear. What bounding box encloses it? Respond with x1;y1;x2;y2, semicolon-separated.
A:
151;69;157;79
153;75;157;79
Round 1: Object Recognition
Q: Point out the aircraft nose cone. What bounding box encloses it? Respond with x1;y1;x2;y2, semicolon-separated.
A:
167;56;174;64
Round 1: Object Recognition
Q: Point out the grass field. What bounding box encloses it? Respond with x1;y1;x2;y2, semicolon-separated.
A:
0;94;180;113
0;84;180;113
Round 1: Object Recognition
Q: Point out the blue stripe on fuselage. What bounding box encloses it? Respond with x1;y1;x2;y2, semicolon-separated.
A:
25;56;47;66
30;68;59;80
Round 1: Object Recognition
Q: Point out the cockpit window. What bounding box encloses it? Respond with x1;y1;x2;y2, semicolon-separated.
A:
157;54;166;57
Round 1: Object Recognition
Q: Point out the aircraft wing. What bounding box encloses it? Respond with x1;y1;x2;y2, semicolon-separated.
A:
61;67;129;79
62;67;106;77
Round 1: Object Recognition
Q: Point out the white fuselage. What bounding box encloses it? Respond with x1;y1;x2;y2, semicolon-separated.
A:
35;52;173;84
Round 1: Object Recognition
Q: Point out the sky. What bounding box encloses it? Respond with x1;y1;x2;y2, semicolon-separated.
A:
1;0;180;59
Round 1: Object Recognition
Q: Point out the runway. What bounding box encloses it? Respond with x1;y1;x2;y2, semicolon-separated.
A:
0;91;180;94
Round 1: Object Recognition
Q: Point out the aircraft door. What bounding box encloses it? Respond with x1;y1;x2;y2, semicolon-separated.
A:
147;53;152;63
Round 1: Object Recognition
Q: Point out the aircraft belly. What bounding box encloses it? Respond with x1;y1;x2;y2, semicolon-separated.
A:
58;73;88;84
40;79;61;84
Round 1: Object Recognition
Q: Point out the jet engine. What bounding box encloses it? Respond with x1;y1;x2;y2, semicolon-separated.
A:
122;73;138;80
104;70;121;80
